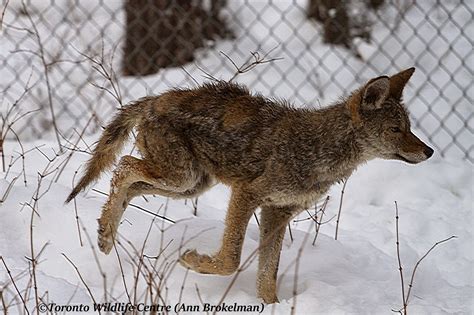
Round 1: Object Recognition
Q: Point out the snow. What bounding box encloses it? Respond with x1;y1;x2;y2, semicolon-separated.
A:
1;0;473;314
0;140;472;314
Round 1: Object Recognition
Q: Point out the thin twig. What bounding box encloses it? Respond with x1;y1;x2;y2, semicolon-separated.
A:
112;235;132;304
0;290;7;314
0;175;18;203
312;196;330;245
92;189;175;224
221;45;283;82
71;170;83;246
54;113;95;183
253;212;260;226
393;201;457;314
180;66;199;87
61;254;100;314
335;179;348;240
71;42;123;106
1;69;37;173
0;0;10;31
0;256;29;315
132;204;164;305
192;197;199;216
288;223;294;243
194;63;220;82
28;191;39;312
291;226;312;315
405;235;457;306
194;284;209;315
177;268;189;308
21;1;62;151
81;223;108;303
394;201;407;313
9;128;28;186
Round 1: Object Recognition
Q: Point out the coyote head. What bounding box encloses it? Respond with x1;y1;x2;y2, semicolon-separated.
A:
349;68;434;164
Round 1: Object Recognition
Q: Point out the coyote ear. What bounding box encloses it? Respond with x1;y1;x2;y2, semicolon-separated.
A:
361;76;390;110
389;67;415;100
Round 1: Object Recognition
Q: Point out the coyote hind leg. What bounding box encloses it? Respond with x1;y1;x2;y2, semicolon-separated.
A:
126;173;215;200
257;206;296;303
98;155;199;254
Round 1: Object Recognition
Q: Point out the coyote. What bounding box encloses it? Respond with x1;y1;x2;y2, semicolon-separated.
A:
66;67;433;303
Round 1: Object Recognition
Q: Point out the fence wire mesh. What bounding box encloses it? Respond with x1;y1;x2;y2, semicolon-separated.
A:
1;0;473;160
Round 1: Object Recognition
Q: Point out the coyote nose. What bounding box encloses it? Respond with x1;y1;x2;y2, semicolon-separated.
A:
424;146;434;158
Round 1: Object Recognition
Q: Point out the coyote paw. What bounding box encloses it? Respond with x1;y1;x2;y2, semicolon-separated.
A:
97;220;115;254
179;249;237;275
258;292;280;304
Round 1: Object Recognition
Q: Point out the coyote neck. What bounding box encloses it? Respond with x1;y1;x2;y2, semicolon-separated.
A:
305;102;367;183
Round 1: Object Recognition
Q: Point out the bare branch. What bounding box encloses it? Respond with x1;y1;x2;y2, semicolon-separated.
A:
312;195;330;245
132;204;164;305
0;256;29;314
394;201;407;313
92;189;175;224
392;201;457;314
71;42;123;107
221;46;283;82
71;170;83;246
112;235;132;304
54;113;95;183
405;235;457;305
180;66;199;87
0;0;10;31
61;254;100;313
335;179;348;240
21;1;62;151
291;226;312;315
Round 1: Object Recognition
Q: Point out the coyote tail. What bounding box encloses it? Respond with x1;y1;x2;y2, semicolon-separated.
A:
65;101;146;203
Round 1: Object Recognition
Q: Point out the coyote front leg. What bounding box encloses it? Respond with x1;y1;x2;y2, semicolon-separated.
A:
257;206;296;303
180;186;259;275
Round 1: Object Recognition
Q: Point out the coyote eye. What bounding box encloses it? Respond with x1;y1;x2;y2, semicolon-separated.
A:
390;127;402;133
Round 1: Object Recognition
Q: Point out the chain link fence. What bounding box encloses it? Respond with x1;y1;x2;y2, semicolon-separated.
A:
1;0;472;160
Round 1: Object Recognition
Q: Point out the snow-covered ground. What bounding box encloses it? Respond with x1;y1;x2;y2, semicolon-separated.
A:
0;140;472;314
1;0;473;314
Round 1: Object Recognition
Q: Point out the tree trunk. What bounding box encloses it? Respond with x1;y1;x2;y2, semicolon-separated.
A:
307;0;351;48
123;0;232;76
307;0;384;53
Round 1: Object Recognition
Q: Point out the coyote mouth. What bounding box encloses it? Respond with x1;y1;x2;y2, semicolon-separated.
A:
394;153;419;164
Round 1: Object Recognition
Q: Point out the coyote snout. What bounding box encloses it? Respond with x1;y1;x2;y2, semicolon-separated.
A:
395;131;434;164
66;67;433;304
375;124;434;164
